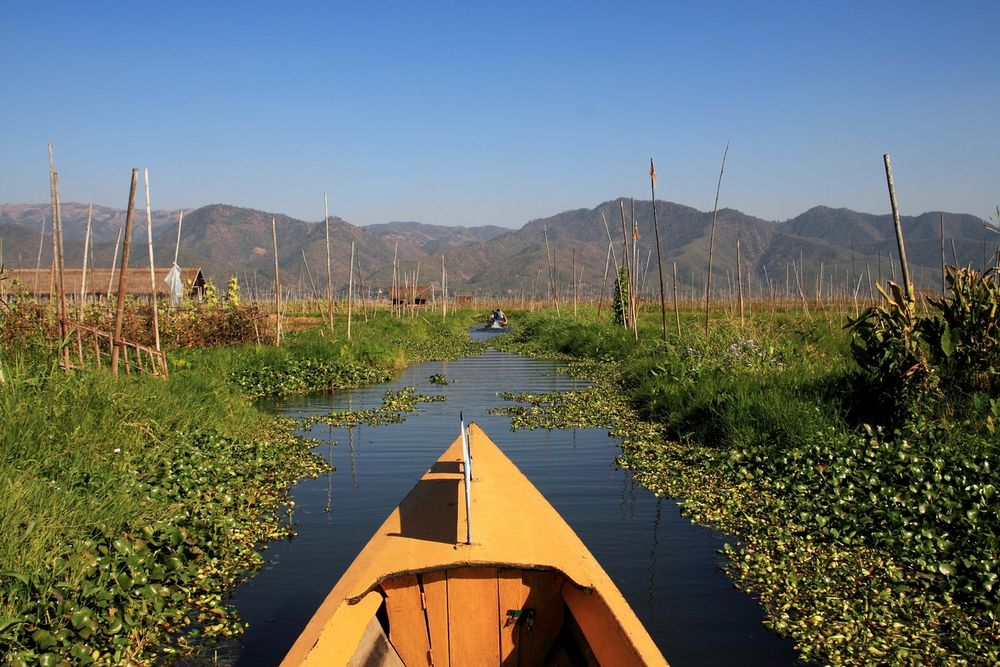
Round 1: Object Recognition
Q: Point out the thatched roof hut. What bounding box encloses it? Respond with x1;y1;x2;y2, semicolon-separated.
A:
4;268;206;299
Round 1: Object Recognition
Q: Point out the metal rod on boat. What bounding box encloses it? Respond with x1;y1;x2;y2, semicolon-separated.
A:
461;412;472;545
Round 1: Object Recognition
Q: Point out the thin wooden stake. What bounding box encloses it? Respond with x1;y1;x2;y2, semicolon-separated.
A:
704;142;730;335
737;239;745;326
572;243;577;317
650;159;667;341
173;209;184;266
107;223;123;299
324;192;334;331
883;154;913;301
392;243;399;318
111;170;139;376
301;249;319;298
672;261;680;337
618;201;632;332
347;241;355;339
940;212;946;294
51;167;70;368
543;225;560;315
33;216;45;296
272;217;282;346
356;254;369;322
601;211;626;323
143;169;161;352
79;202;93;317
598;241;612;318
441;254;447;320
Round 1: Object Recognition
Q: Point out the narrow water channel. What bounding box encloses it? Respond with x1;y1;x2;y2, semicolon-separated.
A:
231;335;799;665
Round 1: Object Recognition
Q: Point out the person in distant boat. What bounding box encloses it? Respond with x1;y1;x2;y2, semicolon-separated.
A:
491;308;508;327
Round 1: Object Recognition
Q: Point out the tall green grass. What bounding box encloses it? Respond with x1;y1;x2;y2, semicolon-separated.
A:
0;308;487;662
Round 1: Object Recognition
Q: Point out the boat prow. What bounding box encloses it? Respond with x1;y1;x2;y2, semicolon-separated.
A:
283;422;668;666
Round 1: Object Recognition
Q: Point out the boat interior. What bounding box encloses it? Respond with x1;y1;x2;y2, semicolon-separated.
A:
351;565;625;667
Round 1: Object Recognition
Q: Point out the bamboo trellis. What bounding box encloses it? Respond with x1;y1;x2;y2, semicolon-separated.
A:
60;319;168;377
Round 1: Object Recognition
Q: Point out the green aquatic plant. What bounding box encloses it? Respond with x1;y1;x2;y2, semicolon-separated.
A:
301;387;446;429
493;308;1000;665
1;424;327;664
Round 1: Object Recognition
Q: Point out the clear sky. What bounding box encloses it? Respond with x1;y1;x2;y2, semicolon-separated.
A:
2;1;998;228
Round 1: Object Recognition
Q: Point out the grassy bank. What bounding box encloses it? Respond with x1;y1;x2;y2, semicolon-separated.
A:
0;309;482;664
493;305;999;665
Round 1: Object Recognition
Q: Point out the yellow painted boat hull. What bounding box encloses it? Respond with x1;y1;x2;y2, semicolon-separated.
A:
283;423;669;666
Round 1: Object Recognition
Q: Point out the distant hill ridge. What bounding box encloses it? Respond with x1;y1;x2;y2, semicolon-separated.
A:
1;201;995;296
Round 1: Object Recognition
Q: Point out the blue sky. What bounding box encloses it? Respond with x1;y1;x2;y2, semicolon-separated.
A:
2;1;997;228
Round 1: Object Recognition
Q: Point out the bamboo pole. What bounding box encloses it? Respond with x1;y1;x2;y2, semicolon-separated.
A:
356;254;369;322
413;261;420;319
111;170;139;376
107;224;123;299
672;261;680;337
441;254;447;320
33;216;45;296
301;249;319;298
543;225;560;316
650;159;667;341
47;145;58;307
704;142;730;334
347;241;355;338
79;202;93;317
50;162;70;368
639;248;652;296
597;241;612;318
737;239;745;326
940;212;946;294
601;211;626;324
392;243;398;318
883;154;913;301
630;198;638;332
47;144;63;331
143;169;161;352
618;201;632;332
324;192;334;331
572;243;577;318
272;217;282;346
792;259;811;319
173;210;184;266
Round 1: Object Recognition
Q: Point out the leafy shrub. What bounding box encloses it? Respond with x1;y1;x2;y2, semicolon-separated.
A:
926;266;1000;394
848;268;1000;431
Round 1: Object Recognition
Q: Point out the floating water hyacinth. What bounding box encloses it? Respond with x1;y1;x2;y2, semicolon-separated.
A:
300;387;446;430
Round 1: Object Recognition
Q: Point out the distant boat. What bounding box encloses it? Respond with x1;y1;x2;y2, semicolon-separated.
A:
486;310;508;329
283;422;669;666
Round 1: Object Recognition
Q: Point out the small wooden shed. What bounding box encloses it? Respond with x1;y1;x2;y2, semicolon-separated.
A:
4;267;206;301
389;283;434;305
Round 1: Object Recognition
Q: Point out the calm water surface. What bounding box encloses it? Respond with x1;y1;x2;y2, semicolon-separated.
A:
232;331;799;665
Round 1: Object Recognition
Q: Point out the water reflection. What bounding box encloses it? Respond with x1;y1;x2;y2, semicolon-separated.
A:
648;496;662;604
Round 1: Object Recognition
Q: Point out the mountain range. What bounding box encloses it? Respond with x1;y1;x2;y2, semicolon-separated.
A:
1;200;997;298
